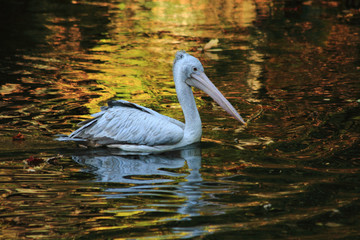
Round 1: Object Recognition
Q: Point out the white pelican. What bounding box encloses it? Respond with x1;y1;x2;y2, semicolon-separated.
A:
60;51;246;152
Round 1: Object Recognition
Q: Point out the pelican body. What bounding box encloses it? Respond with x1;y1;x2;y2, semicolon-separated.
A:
61;51;245;153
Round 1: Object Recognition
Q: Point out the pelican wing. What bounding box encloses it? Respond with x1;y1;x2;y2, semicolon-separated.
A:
69;100;185;146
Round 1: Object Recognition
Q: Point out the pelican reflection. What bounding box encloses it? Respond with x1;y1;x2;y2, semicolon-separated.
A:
72;145;204;216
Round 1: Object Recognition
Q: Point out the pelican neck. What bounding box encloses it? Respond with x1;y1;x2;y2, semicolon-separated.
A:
175;78;202;143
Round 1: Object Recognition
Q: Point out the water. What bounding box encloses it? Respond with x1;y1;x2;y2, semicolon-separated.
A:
1;0;360;239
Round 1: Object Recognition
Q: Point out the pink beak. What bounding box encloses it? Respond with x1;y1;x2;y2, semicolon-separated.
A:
186;72;246;125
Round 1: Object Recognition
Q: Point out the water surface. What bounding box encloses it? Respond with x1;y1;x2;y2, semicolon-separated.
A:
0;0;359;239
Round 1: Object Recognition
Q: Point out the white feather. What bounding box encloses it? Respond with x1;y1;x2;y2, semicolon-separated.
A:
70;100;184;146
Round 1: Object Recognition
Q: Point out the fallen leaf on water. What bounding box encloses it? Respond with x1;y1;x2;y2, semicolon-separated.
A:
45;155;62;164
204;39;219;51
227;163;249;172
24;156;45;166
24;154;63;170
12;132;25;141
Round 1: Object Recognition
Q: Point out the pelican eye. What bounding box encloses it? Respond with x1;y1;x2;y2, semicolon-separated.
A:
193;67;198;72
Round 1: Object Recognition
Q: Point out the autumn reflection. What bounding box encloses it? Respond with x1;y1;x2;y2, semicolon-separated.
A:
2;0;360;239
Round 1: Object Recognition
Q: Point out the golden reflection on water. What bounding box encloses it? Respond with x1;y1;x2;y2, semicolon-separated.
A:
28;0;266;126
0;0;269;137
0;0;358;161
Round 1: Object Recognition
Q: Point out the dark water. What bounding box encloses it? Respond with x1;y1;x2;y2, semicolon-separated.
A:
1;0;360;239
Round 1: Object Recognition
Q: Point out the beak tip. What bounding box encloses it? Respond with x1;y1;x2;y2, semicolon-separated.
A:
236;116;246;126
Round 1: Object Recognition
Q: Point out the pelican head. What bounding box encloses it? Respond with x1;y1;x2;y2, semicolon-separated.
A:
173;50;246;125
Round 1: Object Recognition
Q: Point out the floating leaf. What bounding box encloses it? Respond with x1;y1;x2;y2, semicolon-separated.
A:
45;155;62;164
204;39;219;51
12;132;25;141
24;156;45;166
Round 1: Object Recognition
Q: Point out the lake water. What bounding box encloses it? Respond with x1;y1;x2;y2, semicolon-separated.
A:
0;0;359;239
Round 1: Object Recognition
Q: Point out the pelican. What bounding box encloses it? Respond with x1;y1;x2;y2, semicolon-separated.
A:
60;51;246;153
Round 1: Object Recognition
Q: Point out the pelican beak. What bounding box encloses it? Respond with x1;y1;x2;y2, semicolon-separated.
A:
186;72;246;125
